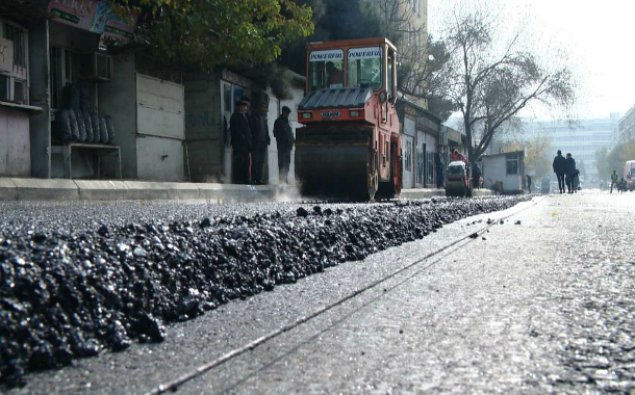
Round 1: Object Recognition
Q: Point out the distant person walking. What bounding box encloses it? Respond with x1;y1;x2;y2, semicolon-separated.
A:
610;170;619;193
273;106;294;184
230;99;252;184
527;174;532;193
552;150;567;193
565;153;577;193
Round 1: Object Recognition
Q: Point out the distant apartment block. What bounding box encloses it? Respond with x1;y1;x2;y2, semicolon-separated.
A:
618;104;635;142
523;115;620;181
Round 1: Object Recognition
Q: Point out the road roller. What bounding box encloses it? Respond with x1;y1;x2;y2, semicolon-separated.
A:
295;38;402;201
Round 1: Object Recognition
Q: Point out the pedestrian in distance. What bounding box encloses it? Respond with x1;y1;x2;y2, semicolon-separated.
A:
273;106;295;184
451;148;467;163
527;174;532;193
471;162;481;190
552;150;567;193
564;153;576;194
230;99;252;184
610;169;618;194
250;97;271;185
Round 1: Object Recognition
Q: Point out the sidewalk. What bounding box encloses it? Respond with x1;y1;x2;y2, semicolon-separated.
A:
0;177;491;202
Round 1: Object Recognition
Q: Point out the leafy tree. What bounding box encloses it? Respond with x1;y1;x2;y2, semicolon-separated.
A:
437;9;575;162
115;0;313;70
599;139;635;180
595;146;609;181
522;134;553;177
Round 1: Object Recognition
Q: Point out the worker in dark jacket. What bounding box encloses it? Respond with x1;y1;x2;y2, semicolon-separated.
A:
552;150;567;194
273;106;294;184
250;99;271;184
230;99;252;184
564;152;577;194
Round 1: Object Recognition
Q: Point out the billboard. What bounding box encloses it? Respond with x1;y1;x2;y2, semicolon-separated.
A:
48;0;137;42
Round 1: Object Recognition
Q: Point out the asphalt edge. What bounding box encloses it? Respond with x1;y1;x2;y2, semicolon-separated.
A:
0;177;495;202
0;178;303;203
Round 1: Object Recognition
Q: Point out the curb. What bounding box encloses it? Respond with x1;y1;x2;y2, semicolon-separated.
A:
0;178;495;203
0;178;302;203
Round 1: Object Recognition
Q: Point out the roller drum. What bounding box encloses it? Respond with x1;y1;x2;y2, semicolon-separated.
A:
295;125;377;200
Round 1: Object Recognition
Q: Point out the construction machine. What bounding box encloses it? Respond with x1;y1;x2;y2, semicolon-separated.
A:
295;38;401;200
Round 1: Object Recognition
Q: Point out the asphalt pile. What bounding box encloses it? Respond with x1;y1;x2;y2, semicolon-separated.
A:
0;197;527;387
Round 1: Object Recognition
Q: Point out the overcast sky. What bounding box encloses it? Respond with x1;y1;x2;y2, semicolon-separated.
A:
428;0;635;121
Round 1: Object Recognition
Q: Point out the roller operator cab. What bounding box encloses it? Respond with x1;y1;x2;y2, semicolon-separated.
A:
295;38;401;201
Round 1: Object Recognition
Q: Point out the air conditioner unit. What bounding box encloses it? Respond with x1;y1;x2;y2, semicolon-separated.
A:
80;52;113;81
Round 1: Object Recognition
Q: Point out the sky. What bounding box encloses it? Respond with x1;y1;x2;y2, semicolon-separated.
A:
428;0;635;121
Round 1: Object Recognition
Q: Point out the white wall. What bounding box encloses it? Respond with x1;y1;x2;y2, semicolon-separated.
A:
268;84;305;185
481;155;523;192
0;107;30;176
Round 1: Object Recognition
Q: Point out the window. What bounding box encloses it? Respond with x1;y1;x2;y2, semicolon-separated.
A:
308;49;344;91
387;49;395;99
50;46;77;110
347;47;382;90
506;154;519;175
404;139;412;171
427;151;435;185
0;19;28;104
0;75;8;101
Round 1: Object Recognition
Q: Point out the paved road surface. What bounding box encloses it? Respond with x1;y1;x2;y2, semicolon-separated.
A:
11;191;635;394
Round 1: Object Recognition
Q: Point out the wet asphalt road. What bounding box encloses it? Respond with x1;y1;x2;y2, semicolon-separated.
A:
5;190;635;394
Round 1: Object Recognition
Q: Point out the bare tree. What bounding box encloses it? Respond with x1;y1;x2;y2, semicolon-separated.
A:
440;9;575;161
370;0;428;97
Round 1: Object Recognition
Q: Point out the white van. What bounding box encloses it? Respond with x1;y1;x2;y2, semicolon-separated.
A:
625;160;635;191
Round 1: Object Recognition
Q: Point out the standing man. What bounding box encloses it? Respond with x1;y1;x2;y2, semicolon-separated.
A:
250;98;271;184
471;162;481;189
610;170;619;193
565;153;576;194
230;99;252;184
527;174;532;193
552;150;567;194
273;106;294;184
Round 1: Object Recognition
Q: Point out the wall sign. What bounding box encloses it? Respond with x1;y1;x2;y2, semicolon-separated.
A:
309;50;343;62
48;0;137;42
348;47;381;60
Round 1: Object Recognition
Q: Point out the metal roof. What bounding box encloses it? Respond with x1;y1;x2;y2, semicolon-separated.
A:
298;87;373;110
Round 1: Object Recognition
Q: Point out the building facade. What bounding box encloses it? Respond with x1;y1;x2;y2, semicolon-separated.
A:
0;0;303;185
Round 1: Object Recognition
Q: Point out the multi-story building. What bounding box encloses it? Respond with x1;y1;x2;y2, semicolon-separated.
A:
618;104;635;142
522;115;620;182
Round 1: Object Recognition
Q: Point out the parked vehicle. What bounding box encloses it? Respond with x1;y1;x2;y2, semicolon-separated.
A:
445;160;473;197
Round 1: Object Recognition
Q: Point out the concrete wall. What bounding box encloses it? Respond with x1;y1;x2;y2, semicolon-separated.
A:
0;107;31;176
184;74;223;182
28;20;51;178
99;51;137;179
135;74;185;181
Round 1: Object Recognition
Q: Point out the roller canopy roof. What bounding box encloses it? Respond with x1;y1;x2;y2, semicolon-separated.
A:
298;87;373;110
